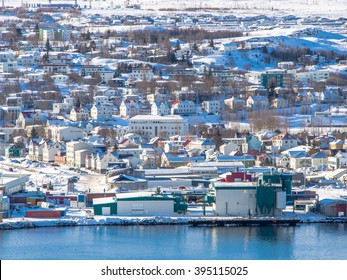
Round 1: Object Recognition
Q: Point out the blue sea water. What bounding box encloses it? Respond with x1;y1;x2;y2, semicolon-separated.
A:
0;223;346;260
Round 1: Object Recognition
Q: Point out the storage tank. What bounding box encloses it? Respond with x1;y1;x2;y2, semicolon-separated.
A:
276;191;287;209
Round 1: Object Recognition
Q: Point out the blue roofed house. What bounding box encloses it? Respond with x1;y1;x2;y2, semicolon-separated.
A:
311;151;328;168
289;151;311;169
242;134;262;153
151;102;170;116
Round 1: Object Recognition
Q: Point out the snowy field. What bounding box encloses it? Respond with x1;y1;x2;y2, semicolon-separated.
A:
3;0;347;19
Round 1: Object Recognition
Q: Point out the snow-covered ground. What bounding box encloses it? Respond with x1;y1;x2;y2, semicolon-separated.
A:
4;0;347;18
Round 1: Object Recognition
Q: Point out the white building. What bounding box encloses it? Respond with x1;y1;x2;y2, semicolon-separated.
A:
0;61;18;73
99;70;115;83
171;100;195;115
80;65;104;77
223;43;238;55
271;133;299;152
213;182;257;217
51;74;69;84
70;106;89;122
90;104;113;120
130;68;154;81
151;102;170;116
42;64;69;74
0;52;14;62
42;141;66;162
246;95;269;110
119;100;140;118
50;126;85;142
66;141;93;167
296;69;330;82
202;100;220;114
271;97;289;109
94;96;109;106
129;115;188;139
224;97;245;111
53;97;75;114
6;97;23;108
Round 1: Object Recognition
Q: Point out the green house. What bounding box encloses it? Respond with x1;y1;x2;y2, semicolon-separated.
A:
6;145;22;158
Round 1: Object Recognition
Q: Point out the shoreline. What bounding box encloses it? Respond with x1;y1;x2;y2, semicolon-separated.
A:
1;215;347;230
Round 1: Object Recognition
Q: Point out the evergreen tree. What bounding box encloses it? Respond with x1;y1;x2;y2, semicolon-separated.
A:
175;40;181;50
209;39;214;48
34;23;40;40
44;38;52;61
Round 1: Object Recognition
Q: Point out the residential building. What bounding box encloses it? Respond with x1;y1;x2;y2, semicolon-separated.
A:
5;144;23;158
0;106;22;122
187;138;216;151
42;141;66;162
311;151;328;167
296;69;330;82
129;115;189;139
39;27;71;42
28;138;45;161
202;100;220;114
328;151;347;169
6;97;23;108
49;126;85;142
289;152;311;169
271;133;299;152
93;96;109;106
242;135;262;153
246;95;269;110
66;141;94;167
223;43;238;55
53;97;75;114
131;67;154;81
70;106;89;122
171;100;195;115
260;69;295;88
90;104;113;120
119;100;140;118
80;65;104;77
86;150;119;173
42;64;69;74
224;97;245;111
219;141;240;155
16;111;43;128
271;97;289;109
151;102;170;116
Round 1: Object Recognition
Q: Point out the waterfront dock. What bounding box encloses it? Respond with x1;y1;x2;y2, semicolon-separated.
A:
188;218;301;227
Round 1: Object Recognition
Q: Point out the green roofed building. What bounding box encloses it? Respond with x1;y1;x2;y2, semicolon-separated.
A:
93;192;182;216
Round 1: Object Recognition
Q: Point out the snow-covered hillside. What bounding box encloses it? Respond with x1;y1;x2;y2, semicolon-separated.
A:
3;0;347;19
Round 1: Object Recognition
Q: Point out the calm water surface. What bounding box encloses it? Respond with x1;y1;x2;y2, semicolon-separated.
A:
0;224;346;260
